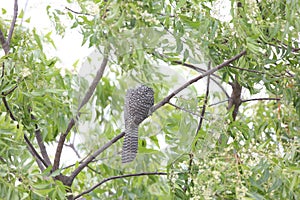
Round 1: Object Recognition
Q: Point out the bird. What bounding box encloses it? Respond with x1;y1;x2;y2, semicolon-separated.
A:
121;85;154;163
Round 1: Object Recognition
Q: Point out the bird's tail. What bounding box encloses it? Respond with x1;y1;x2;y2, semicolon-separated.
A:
122;126;139;163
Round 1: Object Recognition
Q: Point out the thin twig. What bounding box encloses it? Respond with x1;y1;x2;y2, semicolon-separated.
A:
195;62;211;135
241;97;281;103
24;134;48;168
150;50;247;113
87;165;102;175
2;96;17;121
209;99;229;107
30;113;52;167
172;60;223;81
64;142;81;159
292;47;300;52
285;70;295;77
172;60;230;98
3;85;18;96
73;172;167;199
65;7;92;16
53;53;109;171
168;102;202;117
0;30;9;54
229;65;291;78
62;153;91;170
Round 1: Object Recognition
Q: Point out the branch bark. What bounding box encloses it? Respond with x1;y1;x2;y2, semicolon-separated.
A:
0;0;18;54
7;0;18;46
24;134;48;168
195;62;211;134
73;172;167;199
227;80;242;121
53;53;109;171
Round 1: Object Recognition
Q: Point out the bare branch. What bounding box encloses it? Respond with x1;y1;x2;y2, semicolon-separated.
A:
7;0;18;46
153;51;231;98
292;47;300;52
87;165;101;175
195;62;211;135
69;132;125;184
209;99;229;107
168;102;202;118
53;54;109;171
31;113;52;166
65;7;92;16
2;96;17;121
64;142;81;159
2;85;18;96
172;60;223;81
241;97;281;103
35;124;52;166
172;60;231;98
0;30;9;54
24;134;48;169
150;50;247;113
227;80;242;120
0;0;18;54
73;172;167;199
229;65;291;78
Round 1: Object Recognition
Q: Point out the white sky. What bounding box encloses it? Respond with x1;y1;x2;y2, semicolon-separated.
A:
0;0;91;70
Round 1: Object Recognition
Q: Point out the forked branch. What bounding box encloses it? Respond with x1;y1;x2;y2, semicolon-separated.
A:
53;53;109;171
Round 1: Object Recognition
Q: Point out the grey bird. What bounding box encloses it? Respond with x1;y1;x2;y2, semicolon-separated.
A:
121;85;154;163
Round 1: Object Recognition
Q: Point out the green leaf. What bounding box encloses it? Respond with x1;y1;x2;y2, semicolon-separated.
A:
33;28;43;50
18;9;24;18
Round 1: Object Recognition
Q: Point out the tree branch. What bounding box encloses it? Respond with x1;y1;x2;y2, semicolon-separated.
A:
227;80;242;120
2;96;17;121
24;134;48;169
150;50;247;113
31;113;52;166
168;102;202;117
195;62;211;137
35;124;52;166
229;65;292;78
64;142;81;159
69;132;125;184
73;172;167;199
53;54;108;171
0;30;9;54
241;97;281;103
0;0;18;54
7;0;18;46
65;7;92;16
209;99;229;107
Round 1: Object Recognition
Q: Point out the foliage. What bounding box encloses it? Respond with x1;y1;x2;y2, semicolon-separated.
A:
0;0;299;199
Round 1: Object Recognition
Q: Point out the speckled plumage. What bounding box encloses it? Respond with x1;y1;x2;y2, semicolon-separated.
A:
122;85;154;163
